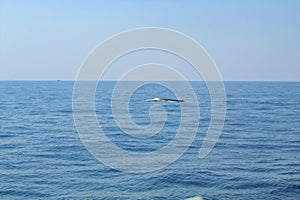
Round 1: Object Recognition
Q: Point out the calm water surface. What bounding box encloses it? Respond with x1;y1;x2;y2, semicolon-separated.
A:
0;81;299;199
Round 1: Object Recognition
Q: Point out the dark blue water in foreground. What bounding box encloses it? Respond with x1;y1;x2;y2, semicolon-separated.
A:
0;81;299;200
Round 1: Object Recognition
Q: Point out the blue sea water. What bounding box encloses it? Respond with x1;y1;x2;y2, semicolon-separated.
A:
0;81;299;199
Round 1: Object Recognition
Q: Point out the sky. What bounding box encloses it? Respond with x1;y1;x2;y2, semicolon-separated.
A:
0;0;299;81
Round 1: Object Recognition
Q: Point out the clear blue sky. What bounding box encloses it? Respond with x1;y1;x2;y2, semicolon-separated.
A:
1;0;299;81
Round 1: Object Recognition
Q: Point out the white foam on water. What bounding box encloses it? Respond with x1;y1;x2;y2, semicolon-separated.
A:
185;196;204;200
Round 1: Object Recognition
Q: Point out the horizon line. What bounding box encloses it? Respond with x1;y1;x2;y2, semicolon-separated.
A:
0;79;299;82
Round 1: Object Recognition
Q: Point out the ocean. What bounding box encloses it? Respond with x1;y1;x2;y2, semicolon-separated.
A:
0;81;299;199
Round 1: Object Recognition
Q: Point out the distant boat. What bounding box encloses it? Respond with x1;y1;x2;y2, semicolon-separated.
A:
145;98;184;102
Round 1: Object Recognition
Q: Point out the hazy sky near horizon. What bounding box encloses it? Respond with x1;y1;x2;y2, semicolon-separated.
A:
1;0;299;81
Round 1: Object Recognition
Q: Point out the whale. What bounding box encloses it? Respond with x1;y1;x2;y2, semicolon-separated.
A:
145;98;184;102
